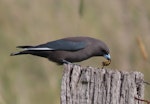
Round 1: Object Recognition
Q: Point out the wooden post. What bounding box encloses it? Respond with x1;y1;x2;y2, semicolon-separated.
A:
61;64;144;104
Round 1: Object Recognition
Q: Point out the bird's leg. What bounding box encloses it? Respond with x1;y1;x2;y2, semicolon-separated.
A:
62;60;81;67
62;59;72;64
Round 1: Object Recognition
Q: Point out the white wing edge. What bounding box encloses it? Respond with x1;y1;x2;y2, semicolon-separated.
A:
23;47;54;51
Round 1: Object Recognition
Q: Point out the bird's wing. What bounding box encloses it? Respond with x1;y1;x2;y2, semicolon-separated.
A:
18;40;87;51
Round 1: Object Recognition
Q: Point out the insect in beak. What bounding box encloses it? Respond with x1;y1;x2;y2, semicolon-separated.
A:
101;59;111;69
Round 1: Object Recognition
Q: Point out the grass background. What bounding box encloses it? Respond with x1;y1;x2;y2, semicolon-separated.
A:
0;0;150;104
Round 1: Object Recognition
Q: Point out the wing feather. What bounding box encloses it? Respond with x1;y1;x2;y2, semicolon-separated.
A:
36;40;87;51
17;40;87;51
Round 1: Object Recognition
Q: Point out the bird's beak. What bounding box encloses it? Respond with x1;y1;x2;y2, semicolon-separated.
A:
103;54;111;60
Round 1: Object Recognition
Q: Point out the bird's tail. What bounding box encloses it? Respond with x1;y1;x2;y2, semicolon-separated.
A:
10;45;33;56
10;50;29;56
10;50;31;56
17;45;33;48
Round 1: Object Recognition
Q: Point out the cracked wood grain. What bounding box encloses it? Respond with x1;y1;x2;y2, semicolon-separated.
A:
61;64;144;104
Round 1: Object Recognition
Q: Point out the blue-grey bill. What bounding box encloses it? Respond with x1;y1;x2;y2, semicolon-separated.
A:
104;54;111;60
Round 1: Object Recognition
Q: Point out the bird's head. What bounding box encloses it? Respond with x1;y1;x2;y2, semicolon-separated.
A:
96;40;111;62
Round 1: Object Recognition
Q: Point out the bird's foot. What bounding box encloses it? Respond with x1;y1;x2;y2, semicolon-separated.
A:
62;60;80;66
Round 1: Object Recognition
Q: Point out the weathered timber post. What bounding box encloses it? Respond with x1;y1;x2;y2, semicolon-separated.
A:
61;64;144;104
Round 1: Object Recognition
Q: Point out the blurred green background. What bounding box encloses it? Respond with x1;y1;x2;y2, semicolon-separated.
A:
0;0;150;104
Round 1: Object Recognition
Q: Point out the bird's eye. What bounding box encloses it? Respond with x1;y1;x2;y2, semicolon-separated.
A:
102;50;107;54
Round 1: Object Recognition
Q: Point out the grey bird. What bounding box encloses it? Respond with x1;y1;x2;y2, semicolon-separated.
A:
10;36;111;65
